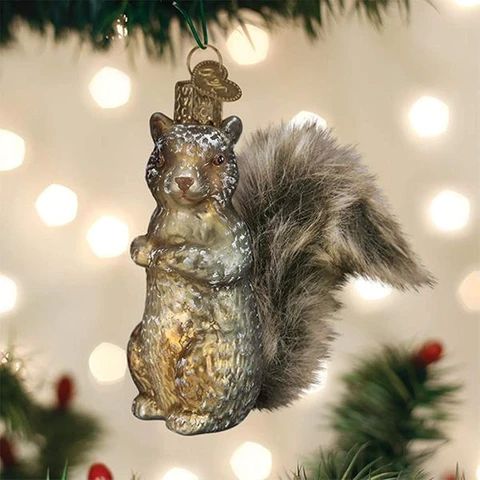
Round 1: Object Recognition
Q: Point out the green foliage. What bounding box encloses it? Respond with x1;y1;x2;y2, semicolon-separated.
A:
290;344;460;480
0;356;101;480
46;463;69;480
0;0;413;59
35;409;100;476
291;445;407;480
454;465;466;480
0;359;37;436
332;346;459;473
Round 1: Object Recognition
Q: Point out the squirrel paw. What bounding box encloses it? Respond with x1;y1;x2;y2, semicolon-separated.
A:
130;236;150;267
132;394;164;420
166;412;213;435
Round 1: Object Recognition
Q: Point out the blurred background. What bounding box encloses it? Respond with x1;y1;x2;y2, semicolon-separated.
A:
0;0;479;478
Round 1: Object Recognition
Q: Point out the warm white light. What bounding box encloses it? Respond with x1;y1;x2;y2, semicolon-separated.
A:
87;216;129;258
35;184;78;226
114;15;128;37
429;190;470;232
226;24;269;65
115;24;128;38
305;368;328;394
476;464;480;480
230;442;272;480
409;96;449;137
0;129;25;171
457;271;480;312
163;468;198;480
353;278;392;301
0;274;17;314
290;111;327;130
456;0;480;6
89;342;126;384
89;67;131;109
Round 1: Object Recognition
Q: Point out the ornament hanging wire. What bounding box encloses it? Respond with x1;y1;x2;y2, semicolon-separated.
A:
173;0;209;50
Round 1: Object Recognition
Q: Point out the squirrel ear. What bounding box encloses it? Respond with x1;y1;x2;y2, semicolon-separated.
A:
221;116;243;145
150;113;173;142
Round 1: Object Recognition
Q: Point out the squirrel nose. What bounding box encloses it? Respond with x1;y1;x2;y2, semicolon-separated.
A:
175;176;194;192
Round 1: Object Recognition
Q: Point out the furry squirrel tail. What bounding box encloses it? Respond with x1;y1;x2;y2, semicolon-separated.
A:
234;122;433;410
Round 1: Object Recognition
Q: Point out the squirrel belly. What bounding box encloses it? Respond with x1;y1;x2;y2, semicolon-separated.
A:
128;265;262;435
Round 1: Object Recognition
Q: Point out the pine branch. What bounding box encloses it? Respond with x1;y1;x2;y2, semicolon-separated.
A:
35;408;101;477
290;342;460;480
331;346;460;473
293;445;406;480
0;356;38;437
0;0;414;59
0;354;102;479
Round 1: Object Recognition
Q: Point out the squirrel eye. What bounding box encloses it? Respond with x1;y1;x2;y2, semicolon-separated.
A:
212;154;225;166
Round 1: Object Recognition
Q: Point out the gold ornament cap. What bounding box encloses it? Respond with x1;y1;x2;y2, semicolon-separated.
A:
174;45;242;127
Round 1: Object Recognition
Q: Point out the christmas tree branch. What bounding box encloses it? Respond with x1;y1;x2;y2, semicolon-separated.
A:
0;353;102;479
331;345;459;473
0;357;37;438
291;342;460;479
0;0;414;59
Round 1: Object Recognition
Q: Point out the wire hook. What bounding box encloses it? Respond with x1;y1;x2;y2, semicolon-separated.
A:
173;0;208;50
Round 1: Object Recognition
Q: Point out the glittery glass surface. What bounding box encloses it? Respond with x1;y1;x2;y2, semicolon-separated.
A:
127;119;262;435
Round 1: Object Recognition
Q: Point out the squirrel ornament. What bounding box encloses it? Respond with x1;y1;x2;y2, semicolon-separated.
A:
127;47;432;435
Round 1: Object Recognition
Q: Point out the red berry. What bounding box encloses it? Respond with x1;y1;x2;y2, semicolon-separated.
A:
56;374;74;410
88;463;113;480
414;340;444;367
0;436;16;468
442;473;456;480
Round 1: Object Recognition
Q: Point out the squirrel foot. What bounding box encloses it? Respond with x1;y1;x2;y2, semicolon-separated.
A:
132;394;164;420
166;412;213;435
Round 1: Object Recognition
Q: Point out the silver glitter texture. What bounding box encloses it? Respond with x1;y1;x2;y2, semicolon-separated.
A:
127;113;262;435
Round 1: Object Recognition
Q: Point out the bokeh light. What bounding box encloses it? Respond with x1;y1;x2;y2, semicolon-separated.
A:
353;278;392;301
89;67;131;109
35;184;78;226
0;274;17;314
429;190;470;232
409;96;449;137
162;468;199;480
226;24;269;65
289;111;327;130
0;129;25;171
89;342;127;384
87;216;129;258
114;15;128;38
456;0;480;6
230;442;272;480
457;271;480;312
304;368;328;394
